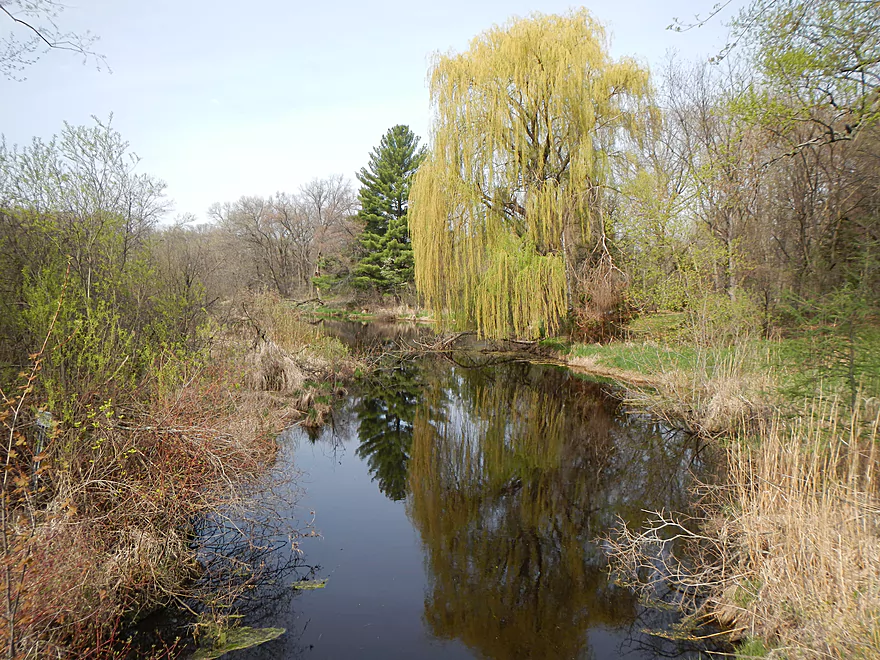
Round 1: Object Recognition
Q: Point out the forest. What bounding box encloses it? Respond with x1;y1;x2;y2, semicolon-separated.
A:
1;0;878;658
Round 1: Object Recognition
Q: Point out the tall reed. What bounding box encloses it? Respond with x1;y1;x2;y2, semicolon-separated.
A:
608;395;880;658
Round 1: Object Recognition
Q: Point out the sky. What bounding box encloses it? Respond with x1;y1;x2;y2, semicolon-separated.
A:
0;1;743;222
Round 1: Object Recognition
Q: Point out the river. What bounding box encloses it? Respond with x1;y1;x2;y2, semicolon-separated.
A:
220;324;715;659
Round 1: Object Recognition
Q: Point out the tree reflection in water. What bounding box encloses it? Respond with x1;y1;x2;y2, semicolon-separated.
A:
354;362;423;500
406;360;707;659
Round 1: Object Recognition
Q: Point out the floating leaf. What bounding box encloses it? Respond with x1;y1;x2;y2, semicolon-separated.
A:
292;578;328;590
192;626;285;660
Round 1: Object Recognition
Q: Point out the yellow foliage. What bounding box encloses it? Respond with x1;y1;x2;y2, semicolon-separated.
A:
410;9;651;338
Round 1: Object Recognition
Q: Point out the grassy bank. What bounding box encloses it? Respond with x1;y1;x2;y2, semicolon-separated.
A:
608;398;880;658
556;313;880;658
1;294;359;658
557;313;880;437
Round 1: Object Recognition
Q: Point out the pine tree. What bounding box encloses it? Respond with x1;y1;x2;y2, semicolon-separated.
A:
352;125;426;293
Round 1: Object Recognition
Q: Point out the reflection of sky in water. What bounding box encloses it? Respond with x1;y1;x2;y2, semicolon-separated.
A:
232;358;713;660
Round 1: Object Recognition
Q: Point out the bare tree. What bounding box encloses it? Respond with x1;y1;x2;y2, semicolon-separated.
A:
0;1;104;80
297;175;358;288
210;176;357;298
210;196;295;296
151;216;231;337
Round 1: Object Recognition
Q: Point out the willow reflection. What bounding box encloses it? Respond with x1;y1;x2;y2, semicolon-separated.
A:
406;362;702;659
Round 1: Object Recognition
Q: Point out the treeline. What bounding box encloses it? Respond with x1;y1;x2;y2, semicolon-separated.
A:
143;123;426;315
407;2;879;344
193;123;425;302
205;176;357;299
618;55;879;332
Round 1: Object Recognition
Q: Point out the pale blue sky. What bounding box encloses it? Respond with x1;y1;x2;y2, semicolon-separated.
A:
1;1;742;221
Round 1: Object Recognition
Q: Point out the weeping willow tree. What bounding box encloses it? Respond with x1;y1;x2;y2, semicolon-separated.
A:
409;10;651;338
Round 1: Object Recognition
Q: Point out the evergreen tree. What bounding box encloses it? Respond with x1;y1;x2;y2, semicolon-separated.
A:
352;125;426;293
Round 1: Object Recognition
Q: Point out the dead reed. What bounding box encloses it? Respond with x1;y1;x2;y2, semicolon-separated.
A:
624;345;775;439
608;395;880;658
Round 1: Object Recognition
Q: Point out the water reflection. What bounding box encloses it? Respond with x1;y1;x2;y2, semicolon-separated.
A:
319;319;432;352
354;362;423;500
235;353;712;659
405;361;704;659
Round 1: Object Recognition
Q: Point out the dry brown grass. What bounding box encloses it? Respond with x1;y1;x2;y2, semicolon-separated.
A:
608;396;880;658
375;302;425;322
238;292;357;396
1;353;285;658
720;399;880;657
628;367;774;439
625;345;775;439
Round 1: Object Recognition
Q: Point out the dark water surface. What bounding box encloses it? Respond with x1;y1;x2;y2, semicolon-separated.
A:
232;347;713;659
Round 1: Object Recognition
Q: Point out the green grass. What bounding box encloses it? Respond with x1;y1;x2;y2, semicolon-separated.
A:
564;312;880;405
567;370;620;386
537;337;572;354
570;341;703;374
735;637;769;658
624;311;687;341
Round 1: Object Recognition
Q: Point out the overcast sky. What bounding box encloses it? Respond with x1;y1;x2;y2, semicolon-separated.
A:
0;1;742;222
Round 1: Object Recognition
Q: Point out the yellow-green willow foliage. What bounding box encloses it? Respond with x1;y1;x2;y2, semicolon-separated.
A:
410;10;651;338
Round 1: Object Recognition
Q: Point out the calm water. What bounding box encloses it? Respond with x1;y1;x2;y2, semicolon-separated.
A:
230;353;713;660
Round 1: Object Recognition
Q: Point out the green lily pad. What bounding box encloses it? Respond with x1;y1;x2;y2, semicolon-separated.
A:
192;626;285;659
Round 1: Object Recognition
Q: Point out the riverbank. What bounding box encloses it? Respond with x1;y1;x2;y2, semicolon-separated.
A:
1;295;362;658
550;314;880;658
28;302;872;658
